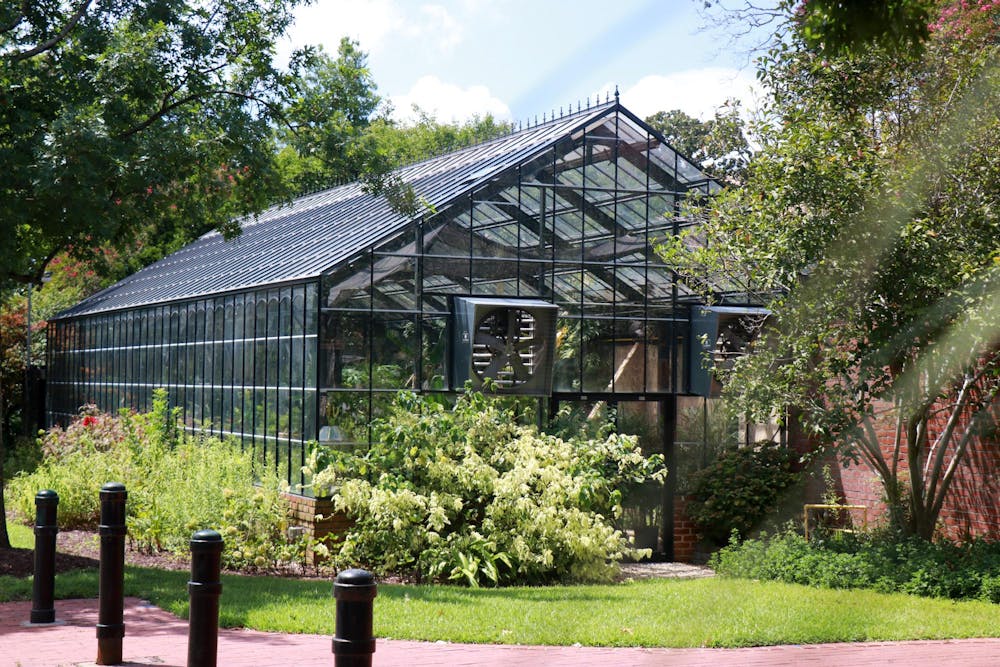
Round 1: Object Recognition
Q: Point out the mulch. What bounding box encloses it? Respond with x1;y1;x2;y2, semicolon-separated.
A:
1;525;191;579
0;546;98;578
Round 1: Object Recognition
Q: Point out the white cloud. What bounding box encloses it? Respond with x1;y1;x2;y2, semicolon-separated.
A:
284;0;405;56
621;68;762;121
389;75;512;124
414;4;463;53
283;0;468;61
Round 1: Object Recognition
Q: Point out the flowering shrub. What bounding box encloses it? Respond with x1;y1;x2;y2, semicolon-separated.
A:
8;390;299;571
304;390;666;586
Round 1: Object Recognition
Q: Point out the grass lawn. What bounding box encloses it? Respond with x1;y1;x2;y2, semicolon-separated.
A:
6;522;1000;648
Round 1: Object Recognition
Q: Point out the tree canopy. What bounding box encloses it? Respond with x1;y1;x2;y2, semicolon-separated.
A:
674;0;1000;538
0;0;312;291
645;104;752;182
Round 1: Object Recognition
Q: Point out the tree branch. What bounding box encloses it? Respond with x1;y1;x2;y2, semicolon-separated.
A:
7;0;93;63
0;2;29;35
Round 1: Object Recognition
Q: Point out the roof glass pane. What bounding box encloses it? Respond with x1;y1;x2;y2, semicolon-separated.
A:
550;265;582;304
424;216;472;257
581;270;614;303
614;158;648;190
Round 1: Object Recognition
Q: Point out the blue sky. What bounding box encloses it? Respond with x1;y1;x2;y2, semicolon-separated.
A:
280;0;767;125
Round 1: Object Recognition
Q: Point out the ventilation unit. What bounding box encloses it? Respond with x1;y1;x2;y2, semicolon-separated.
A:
450;297;559;396
689;306;770;397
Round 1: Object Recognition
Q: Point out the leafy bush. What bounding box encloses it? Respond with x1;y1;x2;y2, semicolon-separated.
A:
686;440;801;544
711;528;1000;602
7;390;300;571
304;390;666;586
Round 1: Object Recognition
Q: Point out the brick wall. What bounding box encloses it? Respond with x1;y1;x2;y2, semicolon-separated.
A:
283;493;354;562
672;495;699;562
800;400;1000;539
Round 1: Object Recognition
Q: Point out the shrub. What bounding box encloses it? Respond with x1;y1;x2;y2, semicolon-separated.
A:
7;390;299;571
304;390;666;586
686;440;801;544
711;527;1000;603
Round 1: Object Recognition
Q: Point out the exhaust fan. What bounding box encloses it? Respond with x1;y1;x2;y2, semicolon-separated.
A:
689;306;769;397
450;297;558;395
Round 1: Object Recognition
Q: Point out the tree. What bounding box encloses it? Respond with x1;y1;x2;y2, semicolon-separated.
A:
645;104;752;182
0;0;312;293
275;38;382;196
670;0;1000;539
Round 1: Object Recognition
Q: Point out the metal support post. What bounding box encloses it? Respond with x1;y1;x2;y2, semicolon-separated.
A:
30;489;59;624
97;482;127;665
332;569;377;667
188;529;224;667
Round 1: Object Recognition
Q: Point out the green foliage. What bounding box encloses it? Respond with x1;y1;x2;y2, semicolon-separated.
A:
276;38;381;196
712;528;1000;603
7;391;300;570
304;390;666;585
795;0;933;56
686;441;801;544
1;0;314;291
670;0;1000;541
644;104;752;182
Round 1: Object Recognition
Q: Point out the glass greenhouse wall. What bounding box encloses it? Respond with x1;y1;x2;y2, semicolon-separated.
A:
48;101;743;557
48;284;320;487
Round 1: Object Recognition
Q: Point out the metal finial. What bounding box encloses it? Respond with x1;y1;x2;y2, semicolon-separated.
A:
559;106;563;118
577;100;581;112
586;96;590;109
534;114;538;125
614;85;620;104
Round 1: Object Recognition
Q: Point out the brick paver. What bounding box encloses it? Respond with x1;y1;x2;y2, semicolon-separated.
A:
4;597;1000;666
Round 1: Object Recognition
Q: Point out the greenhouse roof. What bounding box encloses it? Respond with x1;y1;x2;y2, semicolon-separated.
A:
56;101;716;319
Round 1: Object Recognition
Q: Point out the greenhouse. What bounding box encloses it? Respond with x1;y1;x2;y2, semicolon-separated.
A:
46;99;761;559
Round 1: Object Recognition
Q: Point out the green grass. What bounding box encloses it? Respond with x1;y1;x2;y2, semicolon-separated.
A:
7;523;1000;648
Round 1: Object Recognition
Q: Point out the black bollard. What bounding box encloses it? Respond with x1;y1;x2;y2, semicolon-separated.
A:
30;489;59;624
188;529;224;667
96;482;127;665
332;569;377;667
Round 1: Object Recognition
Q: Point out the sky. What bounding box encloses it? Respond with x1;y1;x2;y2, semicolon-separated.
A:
279;0;768;126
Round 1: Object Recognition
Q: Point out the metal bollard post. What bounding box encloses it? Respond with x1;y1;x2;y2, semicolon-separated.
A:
96;482;127;665
188;530;224;667
332;569;377;667
30;490;59;624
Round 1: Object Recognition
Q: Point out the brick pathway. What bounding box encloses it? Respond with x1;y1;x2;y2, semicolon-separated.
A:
4;597;1000;666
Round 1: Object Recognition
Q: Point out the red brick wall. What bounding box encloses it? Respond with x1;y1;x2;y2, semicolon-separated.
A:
672;495;699;562
283;493;353;562
805;400;1000;539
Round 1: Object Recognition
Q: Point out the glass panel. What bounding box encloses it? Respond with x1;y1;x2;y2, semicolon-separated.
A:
279;289;292;338
324;255;371;309
321;391;369;444
320;311;369;389
582;318;614;392
421;315;449;390
553;313;581;392
305;282;318;334
550;263;582;306
371;313;417;390
423;258;469;302
471;257;520;296
292;286;305;336
612;320;646;393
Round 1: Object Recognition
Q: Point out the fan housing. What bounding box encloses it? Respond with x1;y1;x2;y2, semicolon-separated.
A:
450;297;558;395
